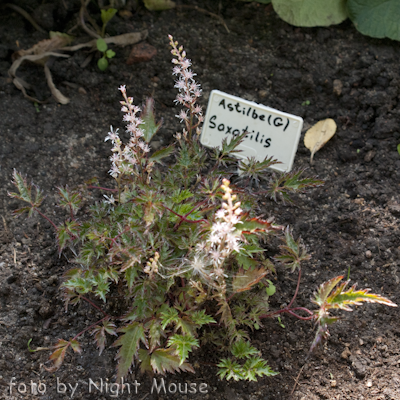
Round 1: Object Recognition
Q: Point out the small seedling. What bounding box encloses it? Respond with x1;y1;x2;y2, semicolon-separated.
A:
301;100;310;106
96;38;116;71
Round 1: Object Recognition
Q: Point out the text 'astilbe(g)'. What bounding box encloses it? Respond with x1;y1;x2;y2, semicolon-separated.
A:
8;35;396;383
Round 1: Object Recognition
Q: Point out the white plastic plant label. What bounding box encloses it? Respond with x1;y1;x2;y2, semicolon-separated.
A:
200;90;303;172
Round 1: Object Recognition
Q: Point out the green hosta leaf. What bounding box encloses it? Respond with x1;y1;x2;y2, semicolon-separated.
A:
167;334;199;364
217;358;244;381
101;8;117;25
149;144;174;164
96;38;108;52
140;97;162;143
347;0;400;40
242;357;278;381
272;0;348;27
191;310;216;327
150;348;194;374
143;0;176;11
113;322;147;380
231;340;259;359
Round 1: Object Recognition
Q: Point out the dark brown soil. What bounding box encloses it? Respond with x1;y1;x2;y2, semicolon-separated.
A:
1;1;400;399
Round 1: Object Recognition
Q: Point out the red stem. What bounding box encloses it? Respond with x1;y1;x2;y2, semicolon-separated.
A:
35;209;58;231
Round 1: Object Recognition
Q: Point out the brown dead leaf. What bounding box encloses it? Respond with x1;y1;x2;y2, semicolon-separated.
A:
304;118;337;164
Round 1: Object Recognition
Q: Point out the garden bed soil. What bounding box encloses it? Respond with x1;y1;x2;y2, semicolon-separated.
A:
1;1;400;399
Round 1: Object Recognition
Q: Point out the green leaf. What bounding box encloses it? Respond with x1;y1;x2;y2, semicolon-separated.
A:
312;275;343;306
235;216;284;236
272;0;348;27
143;0;176;11
113;322;147;380
167;334;199;364
274;228;310;272
397;143;400;155
150;348;194;374
191;310;216;326
140;98;162;143
101;8;118;25
149;145;174;164
170;189;193;204
347;0;400;40
231;340;259;359
96;38;108;52
217;358;244;381
266;280;276;296
106;49;116;59
325;279;397;311
160;307;179;330
242;357;278;381
97;57;108;71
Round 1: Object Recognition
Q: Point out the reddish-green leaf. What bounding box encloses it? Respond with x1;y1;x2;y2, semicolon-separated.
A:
113;322;147;380
150;348;195;374
232;267;268;293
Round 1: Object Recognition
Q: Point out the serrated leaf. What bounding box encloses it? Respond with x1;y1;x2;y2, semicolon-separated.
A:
43;339;69;373
140;97;162;143
70;339;82;354
231;340;259;359
274;228;310;272
150;348;194;374
347;0;400;41
167;334;199;364
113;322;147;380
326;280;397;311
233;267;268;293
191;310;216;326
272;0;348;27
149;144;174;164
236;217;284;235
312;276;343;306
242;357;278;381
160;307;179;330
217;358;244;381
92;319;117;355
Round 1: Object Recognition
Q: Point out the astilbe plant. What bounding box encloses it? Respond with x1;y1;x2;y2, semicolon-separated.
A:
9;35;397;383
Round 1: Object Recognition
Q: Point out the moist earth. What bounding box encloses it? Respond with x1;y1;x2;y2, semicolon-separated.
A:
1;1;400;399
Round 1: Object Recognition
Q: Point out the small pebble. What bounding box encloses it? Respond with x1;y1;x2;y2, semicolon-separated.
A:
365;250;372;258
